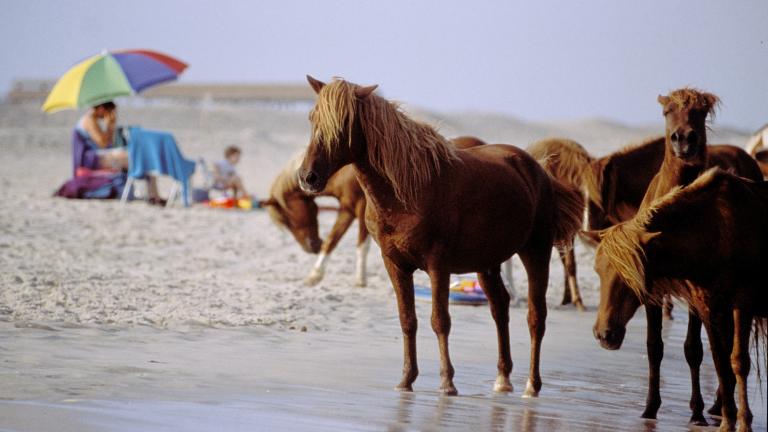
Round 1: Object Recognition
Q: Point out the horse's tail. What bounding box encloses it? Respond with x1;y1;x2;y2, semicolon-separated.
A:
548;176;584;247
753;317;768;395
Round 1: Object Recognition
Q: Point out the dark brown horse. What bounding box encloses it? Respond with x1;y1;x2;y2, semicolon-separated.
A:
263;137;487;287
594;168;768;432
527;138;592;311
593;87;722;424
298;76;582;396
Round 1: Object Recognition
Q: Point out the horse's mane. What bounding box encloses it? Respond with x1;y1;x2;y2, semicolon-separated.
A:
598;168;727;302
311;79;459;208
666;87;720;120
527;138;594;189
267;151;305;228
583;136;664;211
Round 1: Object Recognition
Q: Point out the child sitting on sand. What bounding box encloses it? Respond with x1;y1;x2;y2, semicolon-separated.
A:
213;146;249;199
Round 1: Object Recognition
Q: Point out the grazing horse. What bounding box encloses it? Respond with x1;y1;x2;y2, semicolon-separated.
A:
593;168;768;432
745;123;768;178
593;88;723;424
263;137;487;287
263;154;369;286
298;76;582;396
527;138;592;311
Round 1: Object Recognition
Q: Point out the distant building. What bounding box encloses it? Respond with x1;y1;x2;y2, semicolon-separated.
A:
4;79;316;105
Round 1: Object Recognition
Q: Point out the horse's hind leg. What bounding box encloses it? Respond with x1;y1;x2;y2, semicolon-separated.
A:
354;232;370;287
642;304;663;419
354;200;370;287
383;258;419;392
702;308;737;431
477;267;512;392
427;266;457;395
684;310;707;426
557;246;572;305
731;308;754;431
557;240;585;311
663;295;674;320
519;240;552;398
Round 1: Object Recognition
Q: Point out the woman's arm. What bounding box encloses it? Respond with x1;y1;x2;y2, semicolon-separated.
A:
82;114;115;148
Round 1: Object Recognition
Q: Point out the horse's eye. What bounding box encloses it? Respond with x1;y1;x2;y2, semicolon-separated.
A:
686;131;698;144
670;132;680;142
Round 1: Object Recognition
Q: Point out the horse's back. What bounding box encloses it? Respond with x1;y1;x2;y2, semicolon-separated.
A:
450;136;486;149
526;137;592;189
709;144;764;182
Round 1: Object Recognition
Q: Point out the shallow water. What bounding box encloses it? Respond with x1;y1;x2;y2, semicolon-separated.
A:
1;306;764;432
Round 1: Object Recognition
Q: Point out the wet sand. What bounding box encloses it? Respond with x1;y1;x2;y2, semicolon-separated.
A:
1;306;765;431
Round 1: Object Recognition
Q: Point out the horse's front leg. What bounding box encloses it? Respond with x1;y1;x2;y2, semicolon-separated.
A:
477;267;512;392
305;210;355;286
354;217;370;287
684;310;707;425
642;304;664;419
427;266;457;395
383;258;418;392
731;308;754;432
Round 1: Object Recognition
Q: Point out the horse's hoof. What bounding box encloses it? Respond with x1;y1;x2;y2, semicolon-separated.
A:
493;376;513;393
641;409;658;420
521;380;539;398
574;301;586;312
304;273;323;286
689;414;708;426
439;385;458;396
355;279;367;288
395;384;413;392
708;404;722;417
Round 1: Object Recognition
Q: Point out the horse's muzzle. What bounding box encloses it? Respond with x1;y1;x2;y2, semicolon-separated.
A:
593;325;626;351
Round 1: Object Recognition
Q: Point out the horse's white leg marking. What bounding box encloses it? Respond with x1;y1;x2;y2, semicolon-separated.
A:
355;237;371;287
305;252;329;286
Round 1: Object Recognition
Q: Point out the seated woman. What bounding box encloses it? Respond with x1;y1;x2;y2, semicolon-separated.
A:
76;101;165;205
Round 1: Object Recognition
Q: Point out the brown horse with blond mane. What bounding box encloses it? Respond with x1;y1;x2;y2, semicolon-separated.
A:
298;76;582;396
263;136;487;287
593;88;724;424
527;138;592;311
594;168;768;432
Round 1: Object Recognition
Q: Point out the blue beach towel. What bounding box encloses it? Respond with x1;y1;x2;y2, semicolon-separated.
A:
127;127;196;206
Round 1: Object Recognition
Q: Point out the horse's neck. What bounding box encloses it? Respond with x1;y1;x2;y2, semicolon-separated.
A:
639;151;705;211
352;158;409;215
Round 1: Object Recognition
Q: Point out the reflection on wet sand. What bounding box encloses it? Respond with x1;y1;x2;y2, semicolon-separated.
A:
0;306;764;432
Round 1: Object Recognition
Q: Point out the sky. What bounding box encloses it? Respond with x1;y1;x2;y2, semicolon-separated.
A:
1;0;766;130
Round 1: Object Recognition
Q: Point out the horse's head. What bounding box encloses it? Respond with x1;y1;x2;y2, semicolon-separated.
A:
657;88;719;165
592;242;641;350
299;76;378;194
262;194;322;254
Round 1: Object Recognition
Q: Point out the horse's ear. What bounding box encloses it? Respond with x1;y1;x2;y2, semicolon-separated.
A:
307;75;325;94
657;95;670;107
701;92;720;115
638;230;661;245
355;84;378;99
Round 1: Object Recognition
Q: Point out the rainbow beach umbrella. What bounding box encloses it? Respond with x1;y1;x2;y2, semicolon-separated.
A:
42;49;188;113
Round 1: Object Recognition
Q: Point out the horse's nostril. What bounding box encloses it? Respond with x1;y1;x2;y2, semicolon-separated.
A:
306;171;318;186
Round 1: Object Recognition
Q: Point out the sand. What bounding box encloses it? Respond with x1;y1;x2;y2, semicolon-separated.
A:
0;101;764;431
